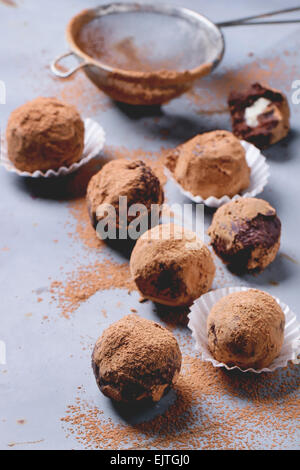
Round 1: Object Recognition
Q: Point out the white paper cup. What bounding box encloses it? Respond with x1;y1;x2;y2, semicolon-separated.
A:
0;118;105;178
165;140;270;208
188;286;300;373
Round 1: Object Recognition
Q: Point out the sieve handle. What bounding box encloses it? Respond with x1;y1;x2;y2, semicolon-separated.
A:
217;6;300;27
51;52;88;78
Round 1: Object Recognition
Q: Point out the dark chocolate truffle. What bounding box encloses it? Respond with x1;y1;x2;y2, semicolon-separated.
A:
228;82;290;149
130;223;216;306
207;289;285;369
208;198;281;273
6;97;84;172
92;315;182;402
86;159;164;234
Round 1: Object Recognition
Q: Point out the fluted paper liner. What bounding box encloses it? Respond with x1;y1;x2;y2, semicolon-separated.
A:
165;140;270;208
188;286;300;373
0;118;105;178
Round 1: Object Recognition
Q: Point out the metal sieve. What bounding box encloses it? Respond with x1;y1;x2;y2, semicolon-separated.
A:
51;3;300;105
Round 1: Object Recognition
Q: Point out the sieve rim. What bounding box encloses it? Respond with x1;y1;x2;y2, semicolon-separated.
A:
66;2;225;83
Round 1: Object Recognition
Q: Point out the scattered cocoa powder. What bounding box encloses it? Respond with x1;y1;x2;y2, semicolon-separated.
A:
16;419;26;425
30;41;299;449
7;439;45;448
66;144;168;251
280;253;298;265
187;57;298;114
61;354;300;449
50;259;136;319
46;143;171;320
26;47;298;116
54;72;112;114
67;198;104;251
0;0;16;6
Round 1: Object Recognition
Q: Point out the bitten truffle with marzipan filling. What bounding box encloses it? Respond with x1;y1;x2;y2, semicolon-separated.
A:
228;82;290;149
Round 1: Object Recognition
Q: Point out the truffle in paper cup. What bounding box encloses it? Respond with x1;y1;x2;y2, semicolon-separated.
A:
0;118;105;178
165;140;270;208
188;286;300;373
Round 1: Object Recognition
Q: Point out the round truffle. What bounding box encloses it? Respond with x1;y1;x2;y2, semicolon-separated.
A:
130;223;216;306
92;315;182;402
86;159;164;233
6;97;84;172
165;130;250;199
208;197;281;273
207;289;285;369
228;82;290;149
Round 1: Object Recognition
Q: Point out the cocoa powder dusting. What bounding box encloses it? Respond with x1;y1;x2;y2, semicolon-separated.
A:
72;16;212;105
77;27;182;74
0;0;16;6
47;143;168;320
55;73;112;114
92;315;181;403
61;355;299;449
104;145;168;187
66;144;168;251
187;57;298;114
67;198;104;251
6;97;85;172
50;259;136;319
33;42;298;449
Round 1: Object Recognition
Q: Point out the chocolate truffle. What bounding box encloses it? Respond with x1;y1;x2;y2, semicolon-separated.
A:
92;315;182;402
208;197;281;273
130;223;216;306
207;289;285;369
165;130;250;199
86;159;164;232
228;82;290;149
6;97;84;172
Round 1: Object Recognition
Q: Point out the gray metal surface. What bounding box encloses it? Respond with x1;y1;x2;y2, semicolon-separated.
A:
0;0;299;450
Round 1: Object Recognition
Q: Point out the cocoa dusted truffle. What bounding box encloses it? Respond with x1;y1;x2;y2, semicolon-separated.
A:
92;315;182;402
130;223;215;306
6;97;84;172
228;82;290;149
165;130;250;199
208;197;281;273
86;159;164;232
207;289;285;369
